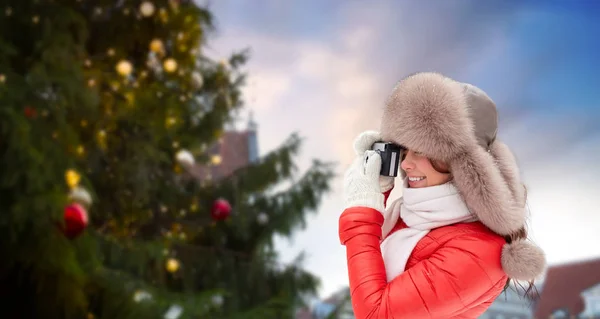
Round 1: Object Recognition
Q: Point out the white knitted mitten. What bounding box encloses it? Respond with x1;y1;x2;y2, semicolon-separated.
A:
353;130;395;192
343;151;385;213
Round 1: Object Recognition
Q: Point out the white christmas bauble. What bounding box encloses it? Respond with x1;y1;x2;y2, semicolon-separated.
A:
257;212;269;225
211;294;224;306
175;149;195;167
139;1;155;17
133;290;152;303
191;71;203;89
164;304;183;319
69;186;92;207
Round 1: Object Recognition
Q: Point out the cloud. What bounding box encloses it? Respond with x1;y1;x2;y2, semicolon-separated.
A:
524;148;600;266
241;71;292;112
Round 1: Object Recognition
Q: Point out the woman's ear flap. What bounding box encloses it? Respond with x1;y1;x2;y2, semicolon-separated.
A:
430;159;451;174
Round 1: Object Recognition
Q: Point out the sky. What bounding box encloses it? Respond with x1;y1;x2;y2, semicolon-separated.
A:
198;0;600;299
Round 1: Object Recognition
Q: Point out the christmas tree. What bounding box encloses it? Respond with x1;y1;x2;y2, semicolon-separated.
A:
0;1;335;318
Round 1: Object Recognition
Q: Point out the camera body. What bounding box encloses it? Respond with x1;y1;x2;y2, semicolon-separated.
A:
371;142;403;177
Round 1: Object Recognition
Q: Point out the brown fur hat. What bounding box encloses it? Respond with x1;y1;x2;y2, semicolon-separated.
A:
380;72;545;281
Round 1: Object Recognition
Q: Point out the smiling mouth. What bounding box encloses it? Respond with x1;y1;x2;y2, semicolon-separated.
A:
408;176;425;182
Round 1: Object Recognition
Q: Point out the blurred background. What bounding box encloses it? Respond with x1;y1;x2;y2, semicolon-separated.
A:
1;0;599;318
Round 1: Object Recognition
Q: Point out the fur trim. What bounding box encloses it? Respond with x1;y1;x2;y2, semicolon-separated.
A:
381;72;475;162
449;148;525;236
501;240;546;281
489;140;526;208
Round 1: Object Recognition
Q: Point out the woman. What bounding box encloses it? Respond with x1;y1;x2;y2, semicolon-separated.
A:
339;72;546;319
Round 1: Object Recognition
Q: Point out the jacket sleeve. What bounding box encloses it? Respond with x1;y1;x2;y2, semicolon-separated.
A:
338;207;507;319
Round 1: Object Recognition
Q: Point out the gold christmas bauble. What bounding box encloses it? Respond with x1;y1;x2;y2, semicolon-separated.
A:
165;116;177;127
65;169;81;189
116;60;133;76
166;258;180;273
211;155;222;165
163;58;178;73
149;39;164;53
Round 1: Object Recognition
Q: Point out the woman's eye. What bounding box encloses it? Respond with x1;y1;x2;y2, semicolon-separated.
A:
400;150;407;160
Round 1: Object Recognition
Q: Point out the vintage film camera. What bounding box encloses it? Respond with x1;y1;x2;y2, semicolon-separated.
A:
371;142;404;177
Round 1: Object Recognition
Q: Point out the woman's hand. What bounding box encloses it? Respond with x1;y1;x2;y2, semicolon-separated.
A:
343;150;385;213
353;131;395;192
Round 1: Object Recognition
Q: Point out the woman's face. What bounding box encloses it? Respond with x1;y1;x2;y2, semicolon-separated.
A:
400;150;451;188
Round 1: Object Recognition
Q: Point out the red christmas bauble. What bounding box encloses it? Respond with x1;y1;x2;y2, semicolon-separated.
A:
63;203;89;239
211;198;231;221
24;106;37;118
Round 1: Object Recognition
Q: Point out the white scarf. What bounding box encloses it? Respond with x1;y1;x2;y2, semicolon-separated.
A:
380;179;476;282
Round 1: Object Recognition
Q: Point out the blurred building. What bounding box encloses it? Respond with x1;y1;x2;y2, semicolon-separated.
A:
189;113;259;181
533;258;600;318
478;285;537;319
295;287;354;319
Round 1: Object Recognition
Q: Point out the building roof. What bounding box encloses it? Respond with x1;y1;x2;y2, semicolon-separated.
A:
534;257;600;318
295;308;314;319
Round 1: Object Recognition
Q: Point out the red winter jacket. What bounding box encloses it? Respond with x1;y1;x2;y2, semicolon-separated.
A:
339;189;508;319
